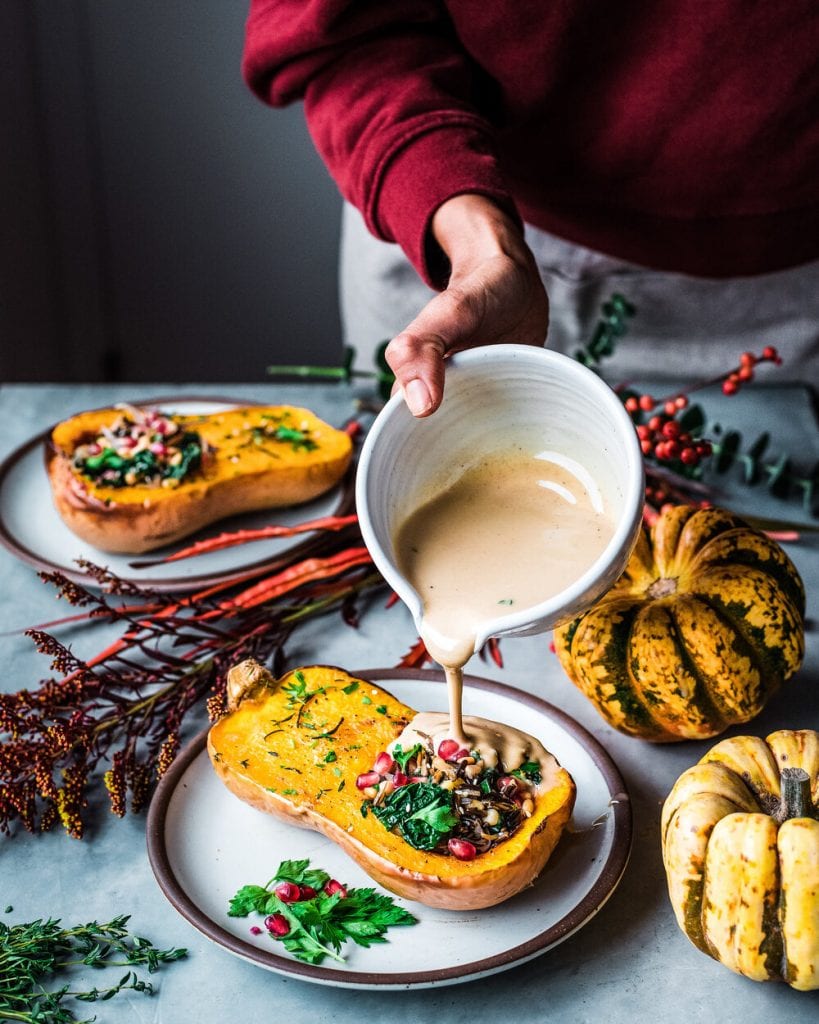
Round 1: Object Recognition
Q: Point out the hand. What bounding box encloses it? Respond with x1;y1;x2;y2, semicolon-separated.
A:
385;194;549;417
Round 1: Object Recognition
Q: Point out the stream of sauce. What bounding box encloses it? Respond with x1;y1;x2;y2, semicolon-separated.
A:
393;447;614;769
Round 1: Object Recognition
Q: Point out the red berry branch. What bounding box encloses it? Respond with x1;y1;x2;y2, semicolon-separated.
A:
616;346;819;525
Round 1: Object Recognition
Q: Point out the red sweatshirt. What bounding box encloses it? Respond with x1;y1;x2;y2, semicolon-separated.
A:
243;1;819;286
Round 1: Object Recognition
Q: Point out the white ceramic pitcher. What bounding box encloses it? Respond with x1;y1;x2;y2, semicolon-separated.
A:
355;345;645;654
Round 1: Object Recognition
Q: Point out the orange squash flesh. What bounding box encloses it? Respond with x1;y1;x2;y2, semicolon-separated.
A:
45;405;353;553
208;661;576;910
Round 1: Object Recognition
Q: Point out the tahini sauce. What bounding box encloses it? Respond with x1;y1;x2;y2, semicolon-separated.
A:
392;448;614;770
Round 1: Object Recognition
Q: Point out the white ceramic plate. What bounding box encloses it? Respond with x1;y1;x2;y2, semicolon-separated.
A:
0;397;353;592
147;669;631;989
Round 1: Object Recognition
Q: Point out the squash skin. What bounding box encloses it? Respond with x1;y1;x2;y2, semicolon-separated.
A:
207;661;576;911
661;730;819;990
45;405;353;553
553;505;805;742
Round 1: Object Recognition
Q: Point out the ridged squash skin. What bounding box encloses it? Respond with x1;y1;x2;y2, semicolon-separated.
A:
553;505;805;741
207;661;576;911
661;730;819;990
46;404;352;553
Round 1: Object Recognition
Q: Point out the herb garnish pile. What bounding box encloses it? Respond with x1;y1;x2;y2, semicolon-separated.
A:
72;406;202;489
228;858;416;964
249;412;318;453
358;741;542;859
0;913;186;1024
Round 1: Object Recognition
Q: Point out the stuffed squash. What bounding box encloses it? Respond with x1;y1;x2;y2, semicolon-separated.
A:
45;403;353;553
208;660;576;910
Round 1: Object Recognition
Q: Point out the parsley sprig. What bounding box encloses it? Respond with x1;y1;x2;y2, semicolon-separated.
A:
228;859;416;965
0;914;186;1024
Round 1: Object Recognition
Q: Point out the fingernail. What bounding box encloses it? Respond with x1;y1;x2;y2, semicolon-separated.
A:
404;379;432;416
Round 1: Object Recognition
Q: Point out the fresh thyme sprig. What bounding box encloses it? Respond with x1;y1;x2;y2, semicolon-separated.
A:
0;913;186;1024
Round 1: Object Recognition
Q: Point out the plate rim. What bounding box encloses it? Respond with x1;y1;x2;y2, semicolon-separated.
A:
146;667;632;988
0;395;354;594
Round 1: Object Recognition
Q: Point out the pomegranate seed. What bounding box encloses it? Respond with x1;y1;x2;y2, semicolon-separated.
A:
250;926;263;936
722;379;739;395
274;881;301;903
153;419;170;435
498;775;518;795
299;885;317;901
265;913;290;937
624;396;640;413
409;775;427;784
373;751;394;775
356;771;381;790
762;345;778;360
324;879;348;898
393;771;409;788
87;442;102;455
680;447;699;465
448;838;477;860
149;442;167;456
120;436;137;448
454;748;471;761
638;394;655;411
437;739;461;761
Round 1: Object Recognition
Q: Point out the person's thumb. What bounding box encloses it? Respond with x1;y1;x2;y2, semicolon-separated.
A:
385;287;484;417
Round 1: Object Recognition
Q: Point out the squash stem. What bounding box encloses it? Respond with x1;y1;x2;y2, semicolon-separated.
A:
775;767;817;823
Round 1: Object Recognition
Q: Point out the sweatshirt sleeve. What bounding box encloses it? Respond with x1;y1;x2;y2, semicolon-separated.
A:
242;0;518;286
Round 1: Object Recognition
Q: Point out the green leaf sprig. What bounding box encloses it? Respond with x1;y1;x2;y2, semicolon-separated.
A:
0;914;186;1024
228;858;416;965
267;344;396;400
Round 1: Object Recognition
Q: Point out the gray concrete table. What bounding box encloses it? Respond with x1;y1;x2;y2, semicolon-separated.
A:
1;381;817;1023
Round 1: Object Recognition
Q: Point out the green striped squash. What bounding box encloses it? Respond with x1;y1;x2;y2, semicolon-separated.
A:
553;505;805;741
661;730;819;990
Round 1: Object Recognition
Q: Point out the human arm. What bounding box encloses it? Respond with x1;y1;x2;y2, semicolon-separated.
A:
243;2;548;414
243;1;517;285
385;193;549;416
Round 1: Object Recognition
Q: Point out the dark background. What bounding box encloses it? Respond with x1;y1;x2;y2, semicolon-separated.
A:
2;1;344;382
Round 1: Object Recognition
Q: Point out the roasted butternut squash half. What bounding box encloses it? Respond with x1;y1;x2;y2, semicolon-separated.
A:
208;660;576;910
45;404;353;553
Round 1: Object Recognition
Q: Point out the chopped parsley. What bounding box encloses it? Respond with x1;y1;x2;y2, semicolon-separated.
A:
251;419;318;453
